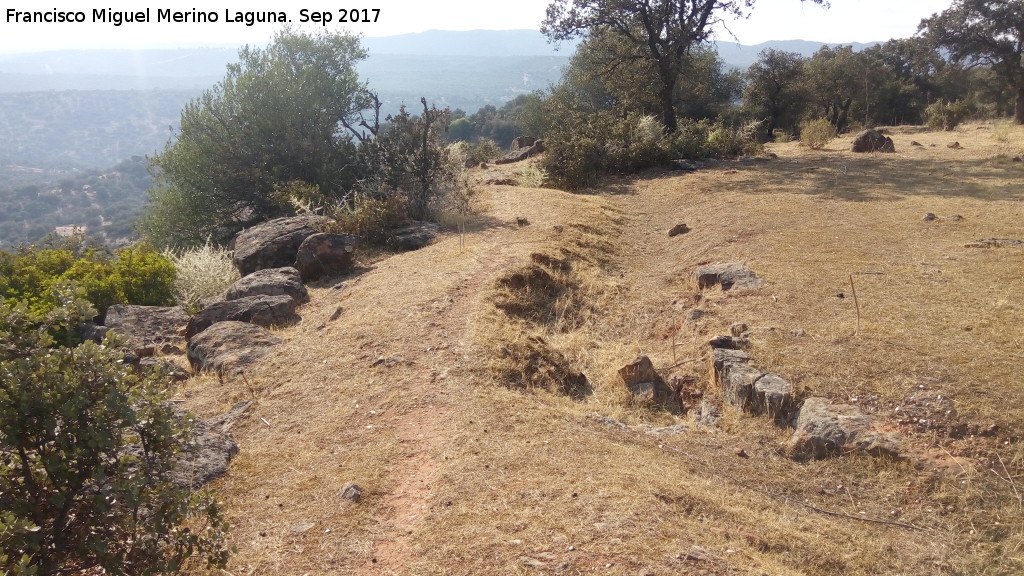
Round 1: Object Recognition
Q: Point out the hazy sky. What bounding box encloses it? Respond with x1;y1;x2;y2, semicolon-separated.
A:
0;0;954;53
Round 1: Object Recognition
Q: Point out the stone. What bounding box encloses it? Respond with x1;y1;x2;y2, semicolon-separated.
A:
719;362;763;411
696;399;721;427
851;129;895;153
339;482;362;503
184;295;299;339
104;304;189;355
80;321;108;343
683;308;704;327
232;215;327;276
510;136;537;150
729;322;748;337
965;238;1024;248
224;267;309;304
495;139;545;164
693;262;763;291
710;347;750;374
751;373;794;420
392;221;441;250
187;321;282;374
948;141;962;149
911;140;923;147
708;335;749;349
293;233;359;281
668;223;691;237
789;397;903;460
922;212;937;221
618;356;682;413
170;413;239;489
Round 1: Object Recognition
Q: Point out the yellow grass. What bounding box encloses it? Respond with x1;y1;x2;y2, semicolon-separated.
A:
181;125;1024;575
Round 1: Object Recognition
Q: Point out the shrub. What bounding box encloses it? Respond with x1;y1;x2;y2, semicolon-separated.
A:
164;242;240;314
799;118;836;150
0;293;230;575
925;99;970;131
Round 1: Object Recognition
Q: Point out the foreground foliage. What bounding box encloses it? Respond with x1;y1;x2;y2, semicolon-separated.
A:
0;294;229;575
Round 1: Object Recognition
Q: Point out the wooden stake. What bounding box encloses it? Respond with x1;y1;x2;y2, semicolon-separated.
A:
849;274;861;336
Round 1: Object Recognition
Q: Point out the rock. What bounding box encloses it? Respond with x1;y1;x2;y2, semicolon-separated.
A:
670;159;698;172
171;413;239;489
911;140;923;147
495;139;545;164
751;373;794;420
187;321;282;374
392;221;441;250
965;238;1024;248
708;335;749;349
718;361;763;412
946;214;963;221
683;308;704;327
710;347;750;373
293;233;359;281
205;400;254;433
184;295;299;339
729;322;748;337
510;136;537;150
789;397;902;460
668;223;691;237
618;356;681;413
851;129;895;153
104;305;189;356
948;141;962;149
696;399;721;427
339;482;362;503
80;322;109;343
922;212;937;221
232;215;327;276
693;262;763;291
224;267;309;304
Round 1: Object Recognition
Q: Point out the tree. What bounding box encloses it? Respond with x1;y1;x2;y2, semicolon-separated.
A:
541;0;825;132
803;45;870;133
0;291;229;575
141;28;370;247
920;0;1024;123
744;48;806;138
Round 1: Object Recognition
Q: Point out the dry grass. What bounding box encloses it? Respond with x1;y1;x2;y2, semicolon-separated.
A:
181;122;1024;576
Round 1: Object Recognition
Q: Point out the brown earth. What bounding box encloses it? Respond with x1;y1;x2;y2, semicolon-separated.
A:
181;123;1024;576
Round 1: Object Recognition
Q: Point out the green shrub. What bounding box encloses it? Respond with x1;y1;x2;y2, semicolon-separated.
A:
0;294;230;575
0;241;175;320
164;242;240;314
799;118;836;150
925;99;970;131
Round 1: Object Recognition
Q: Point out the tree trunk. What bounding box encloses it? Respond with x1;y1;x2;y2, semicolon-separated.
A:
658;79;678;133
1016;82;1024;124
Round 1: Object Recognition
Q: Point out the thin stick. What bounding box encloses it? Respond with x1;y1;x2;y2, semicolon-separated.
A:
849;274;861;336
997;453;1022;512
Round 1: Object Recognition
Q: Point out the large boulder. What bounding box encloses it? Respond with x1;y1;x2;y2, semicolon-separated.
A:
789;397;902;459
232;215;327;276
495;139;546;164
104;305;189;356
693;262;764;291
184;295;299;339
851;129;895;153
187;321;282;374
618;355;682;413
171;415;240;489
709;345;793;421
392;221;441;251
293;233;359;281
224;267;309;304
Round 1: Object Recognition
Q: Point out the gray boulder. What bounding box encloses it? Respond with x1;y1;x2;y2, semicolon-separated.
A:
392;221;441;251
104;304;189;356
172;415;240;489
224;267;309;304
495;139;546;164
232;215;327;276
184;295;299;339
851;129;895;153
618;355;681;413
789;397;902;459
293;233;359;281
187;321;282;374
694;262;764;291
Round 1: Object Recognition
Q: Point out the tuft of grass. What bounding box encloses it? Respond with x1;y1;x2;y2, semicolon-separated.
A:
163;241;239;313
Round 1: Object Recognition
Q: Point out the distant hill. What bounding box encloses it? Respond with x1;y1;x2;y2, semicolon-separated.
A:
713;39;880;68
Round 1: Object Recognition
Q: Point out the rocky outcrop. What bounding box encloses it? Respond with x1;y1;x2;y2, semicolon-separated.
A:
789;397;902;460
851;129;895;153
293;233;359;281
104;304;189;356
618;355;682;413
232;215;327;276
172;415;240;489
184;295;299;339
510;136;537;150
694;262;764;291
495;139;545;164
224;267;309;304
392;221;441;251
709;343;793;421
186;321;282;374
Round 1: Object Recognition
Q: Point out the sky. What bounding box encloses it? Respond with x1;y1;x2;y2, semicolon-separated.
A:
0;0;954;54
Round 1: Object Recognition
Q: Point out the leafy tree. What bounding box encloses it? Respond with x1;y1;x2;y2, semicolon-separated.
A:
0;291;229;575
744;48;806;138
541;0;825;132
920;0;1024;123
141;28;370;247
803;45;873;132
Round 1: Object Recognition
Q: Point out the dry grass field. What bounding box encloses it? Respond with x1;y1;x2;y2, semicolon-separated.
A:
180;122;1024;575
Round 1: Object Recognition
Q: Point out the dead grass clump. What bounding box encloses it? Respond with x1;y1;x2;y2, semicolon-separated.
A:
485;327;592;399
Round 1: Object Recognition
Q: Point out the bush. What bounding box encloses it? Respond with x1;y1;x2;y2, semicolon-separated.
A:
0;241;175;320
925;99;970;131
0;293;230;575
164;242;240;314
799;118;836;150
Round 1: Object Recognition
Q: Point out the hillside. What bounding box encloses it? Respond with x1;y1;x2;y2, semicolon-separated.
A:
177;123;1024;575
